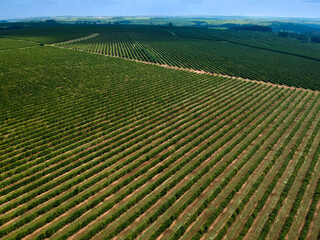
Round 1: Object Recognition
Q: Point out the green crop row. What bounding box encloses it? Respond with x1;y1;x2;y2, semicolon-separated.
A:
33;83;266;239
258;95;320;240
237;93;319;240
1;80;255;238
164;89;302;240
75;86;280;240
298;177;320;240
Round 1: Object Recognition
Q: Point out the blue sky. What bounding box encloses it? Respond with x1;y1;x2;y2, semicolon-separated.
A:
1;0;319;20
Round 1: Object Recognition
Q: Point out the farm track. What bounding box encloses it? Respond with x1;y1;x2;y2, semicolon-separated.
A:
1;32;320;240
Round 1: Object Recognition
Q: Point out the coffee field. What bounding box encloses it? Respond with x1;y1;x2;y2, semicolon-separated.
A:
0;25;320;240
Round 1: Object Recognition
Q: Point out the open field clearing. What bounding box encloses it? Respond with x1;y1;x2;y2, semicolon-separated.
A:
0;40;319;240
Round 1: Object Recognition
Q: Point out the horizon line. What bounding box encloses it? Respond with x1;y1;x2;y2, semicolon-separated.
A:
2;15;320;22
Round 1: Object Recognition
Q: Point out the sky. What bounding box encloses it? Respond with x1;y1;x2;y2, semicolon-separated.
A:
0;0;319;20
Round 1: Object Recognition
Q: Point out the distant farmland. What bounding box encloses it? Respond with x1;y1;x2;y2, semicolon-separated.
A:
0;25;320;240
55;27;320;91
